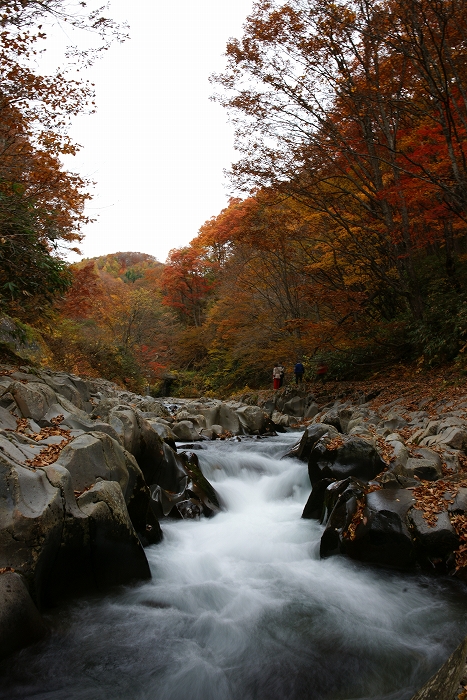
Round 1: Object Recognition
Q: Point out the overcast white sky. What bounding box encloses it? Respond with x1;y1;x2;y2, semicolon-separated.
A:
55;0;253;263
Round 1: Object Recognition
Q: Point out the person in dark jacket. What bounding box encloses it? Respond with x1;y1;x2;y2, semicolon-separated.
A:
294;361;304;384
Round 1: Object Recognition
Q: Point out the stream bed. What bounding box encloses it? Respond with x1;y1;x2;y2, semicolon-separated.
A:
1;433;467;700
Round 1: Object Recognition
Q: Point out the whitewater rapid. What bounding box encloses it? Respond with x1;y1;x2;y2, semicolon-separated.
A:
1;433;466;700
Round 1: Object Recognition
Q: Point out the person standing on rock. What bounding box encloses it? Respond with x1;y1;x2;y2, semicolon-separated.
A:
294;360;305;384
273;364;282;390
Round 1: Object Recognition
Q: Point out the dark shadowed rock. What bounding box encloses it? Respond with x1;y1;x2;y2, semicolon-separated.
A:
0;572;46;660
302;478;335;520
308;437;386;485
403;457;442;481
77;481;151;588
178;451;222;517
344;489;417;569
320;479;366;558
409;508;459;567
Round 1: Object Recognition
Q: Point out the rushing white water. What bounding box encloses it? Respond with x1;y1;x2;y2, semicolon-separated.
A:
2;433;467;700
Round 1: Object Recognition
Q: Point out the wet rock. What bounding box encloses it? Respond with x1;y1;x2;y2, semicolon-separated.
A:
308;436;386;486
151;441;187;494
150;449;221;521
178;451;221;517
301;478;335;520
344;489;417;569
175;499;202;519
320;478;366;558
0;572;46;661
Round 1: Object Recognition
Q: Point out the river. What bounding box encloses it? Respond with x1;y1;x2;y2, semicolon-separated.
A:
1;432;467;700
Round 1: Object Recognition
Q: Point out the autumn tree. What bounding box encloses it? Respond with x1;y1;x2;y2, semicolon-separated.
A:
211;0;467;364
0;1;127;316
161;246;218;327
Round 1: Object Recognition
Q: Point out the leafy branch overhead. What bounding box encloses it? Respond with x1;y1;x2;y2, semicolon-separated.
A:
0;1;127;315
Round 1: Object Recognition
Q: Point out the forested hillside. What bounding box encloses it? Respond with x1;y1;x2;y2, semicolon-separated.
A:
1;0;467;396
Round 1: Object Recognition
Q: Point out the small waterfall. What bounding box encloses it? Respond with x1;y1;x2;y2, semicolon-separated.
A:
1;434;466;700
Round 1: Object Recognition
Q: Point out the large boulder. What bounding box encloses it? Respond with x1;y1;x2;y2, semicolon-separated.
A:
106;406;167;483
40;372;91;411
308;436;387;485
77;480;151;588
42;403;120;440
0;459;64;605
282;396;307;417
171;420;201;442
178;451;222;516
149;448;221;521
10;381;58;422
285;424;339;462
320;478;366;558
55;431;139;500
53;430;161;544
236;405;268;434
344;489;417;569
193;401;241;434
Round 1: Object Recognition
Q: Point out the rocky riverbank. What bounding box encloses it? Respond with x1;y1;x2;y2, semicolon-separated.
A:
0;365;281;660
2;364;467;700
